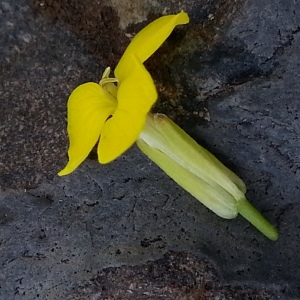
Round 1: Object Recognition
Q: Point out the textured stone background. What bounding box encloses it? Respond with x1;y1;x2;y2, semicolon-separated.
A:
0;0;300;299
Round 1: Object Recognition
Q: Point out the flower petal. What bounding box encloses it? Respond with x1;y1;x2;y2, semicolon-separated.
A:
115;11;189;81
98;56;157;163
97;109;145;164
58;83;117;176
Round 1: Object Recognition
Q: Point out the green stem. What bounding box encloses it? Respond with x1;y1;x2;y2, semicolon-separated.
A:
237;199;278;241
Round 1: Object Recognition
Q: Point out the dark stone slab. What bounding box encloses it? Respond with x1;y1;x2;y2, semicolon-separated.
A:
1;0;300;299
0;155;287;299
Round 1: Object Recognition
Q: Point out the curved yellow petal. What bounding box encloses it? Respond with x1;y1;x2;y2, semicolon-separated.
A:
58;82;117;176
97;109;146;164
115;11;189;81
118;55;157;113
98;56;157;163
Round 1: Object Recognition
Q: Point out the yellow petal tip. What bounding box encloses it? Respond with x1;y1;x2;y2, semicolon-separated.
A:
177;10;189;24
58;168;71;177
57;161;80;177
98;156;111;165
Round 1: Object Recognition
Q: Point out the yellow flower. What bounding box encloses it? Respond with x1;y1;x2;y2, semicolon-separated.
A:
58;11;189;176
58;11;278;240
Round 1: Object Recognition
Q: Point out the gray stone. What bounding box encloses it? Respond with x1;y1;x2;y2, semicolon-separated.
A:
1;0;300;299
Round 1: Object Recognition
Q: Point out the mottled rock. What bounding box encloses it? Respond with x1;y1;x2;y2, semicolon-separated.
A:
68;251;276;300
1;0;300;299
0;0;100;190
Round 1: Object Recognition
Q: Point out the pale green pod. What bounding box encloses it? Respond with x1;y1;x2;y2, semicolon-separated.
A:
140;113;246;201
137;139;238;219
139;113;278;240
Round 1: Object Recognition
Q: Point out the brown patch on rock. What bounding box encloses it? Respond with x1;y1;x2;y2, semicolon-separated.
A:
30;0;129;67
68;251;275;300
0;1;103;190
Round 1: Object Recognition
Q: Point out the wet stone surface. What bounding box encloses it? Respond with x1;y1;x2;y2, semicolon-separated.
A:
1;0;300;299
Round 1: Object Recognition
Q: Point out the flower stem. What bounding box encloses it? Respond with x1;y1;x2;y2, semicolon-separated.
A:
236;199;278;241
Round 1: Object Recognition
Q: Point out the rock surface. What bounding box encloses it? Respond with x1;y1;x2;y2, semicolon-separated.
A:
0;0;300;299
